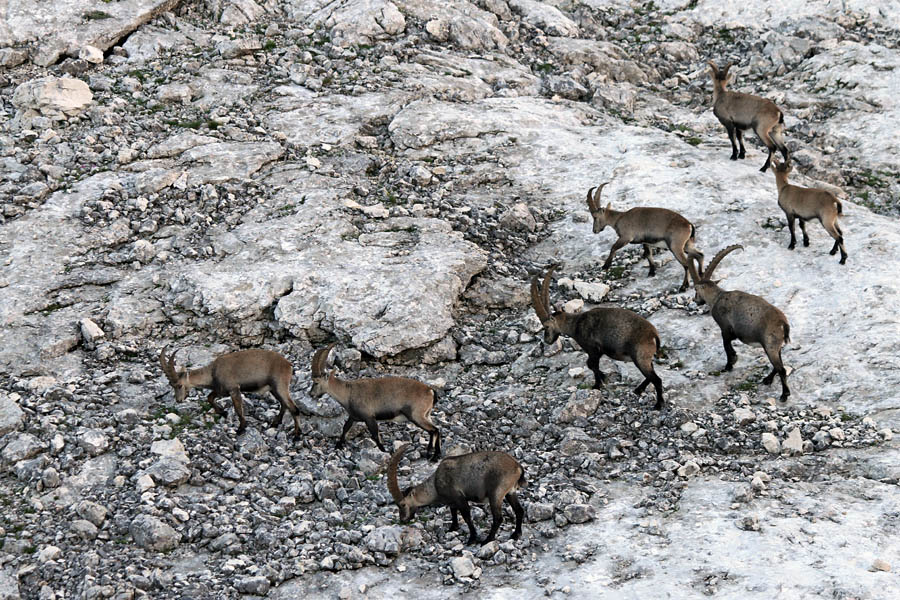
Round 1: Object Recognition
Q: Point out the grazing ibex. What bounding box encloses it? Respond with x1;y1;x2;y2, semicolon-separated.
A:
586;181;705;292
708;61;788;172
387;444;525;545
159;347;301;437
531;266;665;409
772;160;847;264
688;246;792;401
310;345;442;461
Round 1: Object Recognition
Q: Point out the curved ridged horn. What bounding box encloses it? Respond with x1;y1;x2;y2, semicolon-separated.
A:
159;346;179;384
530;275;550;323
703;245;743;281
722;61;734;77
541;264;557;315
387;443;410;504
707;60;719;75
311;343;336;378
586;181;610;212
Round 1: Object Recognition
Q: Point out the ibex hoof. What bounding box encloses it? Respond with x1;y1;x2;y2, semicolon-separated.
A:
803;240;810;247
730;155;738;161
788;243;796;250
467;537;479;545
840;257;847;265
762;375;775;385
511;531;522;540
759;165;769;173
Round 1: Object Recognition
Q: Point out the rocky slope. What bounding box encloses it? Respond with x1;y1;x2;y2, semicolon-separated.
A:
1;0;898;598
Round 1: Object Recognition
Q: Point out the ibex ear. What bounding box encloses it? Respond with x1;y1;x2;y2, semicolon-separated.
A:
605;202;612;212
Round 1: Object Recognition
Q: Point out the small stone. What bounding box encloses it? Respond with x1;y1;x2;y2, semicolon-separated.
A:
870;559;891;572
499;203;536;232
235;575;270;596
680;421;698;434
827;427;845;441
677;460;700;478
136;474;155;492
877;428;893;441
562;299;584;313
563;504;595;524
38;546;61;563
71;519;98;541
130;515;180;552
78;429;109;456
79;319;105;347
572;280;610;303
477;541;499;559
761;432;781;454
76;500;108;527
42;467;60;488
451;556;476;579
737;514;760;531
733;407;756;425
782;428;803;455
79;45;104;64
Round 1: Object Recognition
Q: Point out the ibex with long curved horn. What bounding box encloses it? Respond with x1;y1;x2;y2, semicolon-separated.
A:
310;345;442;460
387;444;525;545
688;245;792;401
159;347;301;437
531;266;665;409
708;61;788;172
586;182;705;292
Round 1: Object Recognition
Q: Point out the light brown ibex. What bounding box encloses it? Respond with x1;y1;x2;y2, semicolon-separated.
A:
708;61;788;172
159;347;302;437
387;444;525;545
772;160;847;264
688;246;792;401
586;181;705;292
310;345;442;461
532;266;665;409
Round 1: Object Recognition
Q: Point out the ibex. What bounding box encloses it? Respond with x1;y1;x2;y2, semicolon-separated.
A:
159;347;301;437
708;61;788;172
531;266;665;409
772;160;847;264
309;344;442;461
688;246;792;401
387;444;525;545
586;181;705;292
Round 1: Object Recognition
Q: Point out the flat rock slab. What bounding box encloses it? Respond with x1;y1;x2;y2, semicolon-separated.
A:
0;0;182;66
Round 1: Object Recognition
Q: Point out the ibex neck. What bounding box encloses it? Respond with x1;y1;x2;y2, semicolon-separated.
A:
606;209;625;226
711;82;727;104
555;312;579;336
774;174;789;192
186;365;213;389
410;476;439;508
325;373;352;408
701;284;724;307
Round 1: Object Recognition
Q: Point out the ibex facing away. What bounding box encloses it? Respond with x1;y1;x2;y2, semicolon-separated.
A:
388;444;525;545
586;181;705;292
532;266;665;409
708;61;788;172
159;347;301;437
309;345;442;461
772;160;847;264
689;246;792;401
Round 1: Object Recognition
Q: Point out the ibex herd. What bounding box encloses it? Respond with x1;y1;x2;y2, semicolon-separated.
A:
156;58;847;548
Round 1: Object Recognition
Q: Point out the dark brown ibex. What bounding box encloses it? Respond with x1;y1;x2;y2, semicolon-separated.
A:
159;347;301;437
586;182;705;292
708;61;788;172
310;345;442;461
531;266;665;409
772;160;847;264
688;246;792;401
387;444;525;545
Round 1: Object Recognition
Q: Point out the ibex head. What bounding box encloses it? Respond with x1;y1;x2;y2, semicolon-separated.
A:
707;61;734;86
159;347;189;402
387;444;416;521
531;265;567;344
309;343;336;399
585;181;612;234
688;245;743;305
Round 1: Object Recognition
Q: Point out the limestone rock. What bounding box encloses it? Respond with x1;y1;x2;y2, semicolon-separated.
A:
130;515;180;551
0;394;24;436
451;555;476;579
2;433;44;463
12;77;93;120
783;428;804;455
761;432;781;454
